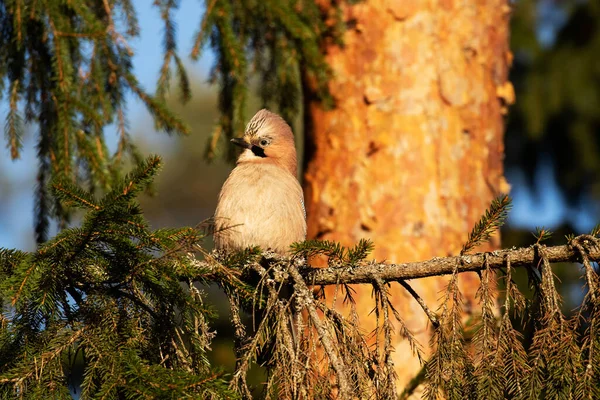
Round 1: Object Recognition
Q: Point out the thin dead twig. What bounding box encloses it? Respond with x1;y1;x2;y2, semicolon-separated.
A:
397;280;439;328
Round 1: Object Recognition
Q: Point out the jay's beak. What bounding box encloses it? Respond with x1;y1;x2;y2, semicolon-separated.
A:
231;137;251;149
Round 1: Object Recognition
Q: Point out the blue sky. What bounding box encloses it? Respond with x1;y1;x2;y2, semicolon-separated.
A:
0;1;595;252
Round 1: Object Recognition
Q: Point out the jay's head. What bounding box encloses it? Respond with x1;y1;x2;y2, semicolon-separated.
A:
231;109;298;175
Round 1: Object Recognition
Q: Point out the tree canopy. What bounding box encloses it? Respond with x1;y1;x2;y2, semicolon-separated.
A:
0;0;354;245
509;0;600;205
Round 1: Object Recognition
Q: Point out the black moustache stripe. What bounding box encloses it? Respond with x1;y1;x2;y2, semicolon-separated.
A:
251;145;266;158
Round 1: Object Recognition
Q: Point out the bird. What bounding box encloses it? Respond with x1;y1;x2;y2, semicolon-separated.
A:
213;109;306;255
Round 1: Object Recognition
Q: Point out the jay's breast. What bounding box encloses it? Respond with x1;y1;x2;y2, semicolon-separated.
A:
214;166;306;254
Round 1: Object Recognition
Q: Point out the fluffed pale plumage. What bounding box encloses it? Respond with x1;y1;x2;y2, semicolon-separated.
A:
214;109;306;254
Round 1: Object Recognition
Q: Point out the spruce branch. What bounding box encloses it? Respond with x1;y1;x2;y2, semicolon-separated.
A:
291;238;374;265
472;255;503;400
496;255;529;398
51;180;100;211
0;157;233;398
100;154;162;206
533;227;553;244
525;245;581;399
461;194;511;255
122;71;190;135
190;0;218;60
301;238;600;286
4;79;23;160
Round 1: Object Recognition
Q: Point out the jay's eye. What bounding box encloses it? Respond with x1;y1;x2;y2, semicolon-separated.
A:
259;139;270;147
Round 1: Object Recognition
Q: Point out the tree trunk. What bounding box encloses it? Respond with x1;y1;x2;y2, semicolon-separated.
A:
303;0;513;390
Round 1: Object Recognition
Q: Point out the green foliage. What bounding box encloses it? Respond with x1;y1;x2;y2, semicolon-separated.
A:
461;195;512;254
590;223;600;238
0;156;236;399
509;1;600;203
0;1;189;244
533;227;553;244
155;0;191;105
291;238;374;265
4;79;23;159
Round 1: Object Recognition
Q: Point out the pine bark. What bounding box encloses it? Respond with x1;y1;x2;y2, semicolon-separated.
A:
303;0;513;389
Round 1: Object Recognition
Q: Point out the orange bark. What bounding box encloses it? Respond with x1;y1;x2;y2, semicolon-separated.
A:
303;0;513;390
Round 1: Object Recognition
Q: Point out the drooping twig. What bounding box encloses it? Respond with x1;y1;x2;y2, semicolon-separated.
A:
287;264;353;398
227;294;252;399
397;280;439;328
534;244;562;316
373;278;398;398
495;254;528;398
228;263;282;393
570;235;599;302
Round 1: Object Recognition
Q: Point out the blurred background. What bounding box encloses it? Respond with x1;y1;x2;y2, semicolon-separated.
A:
0;0;599;373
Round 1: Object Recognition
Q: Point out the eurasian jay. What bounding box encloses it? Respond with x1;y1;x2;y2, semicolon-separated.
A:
214;109;306;254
